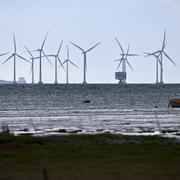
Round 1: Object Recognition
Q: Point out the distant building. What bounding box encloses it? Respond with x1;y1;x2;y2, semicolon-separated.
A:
0;77;26;84
17;77;26;84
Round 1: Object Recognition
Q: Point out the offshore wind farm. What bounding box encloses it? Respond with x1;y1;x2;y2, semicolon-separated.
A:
1;1;180;179
0;30;177;85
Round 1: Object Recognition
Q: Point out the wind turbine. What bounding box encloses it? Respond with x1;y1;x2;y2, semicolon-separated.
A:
144;52;161;84
24;46;36;84
115;38;139;83
46;40;64;84
2;34;30;84
70;41;101;84
32;32;52;84
145;30;176;84
62;45;78;84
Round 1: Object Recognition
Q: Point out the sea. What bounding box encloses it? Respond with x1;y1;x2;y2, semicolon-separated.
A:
0;84;180;138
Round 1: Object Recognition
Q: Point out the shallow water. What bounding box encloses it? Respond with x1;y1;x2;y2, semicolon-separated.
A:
0;108;180;138
0;84;180;137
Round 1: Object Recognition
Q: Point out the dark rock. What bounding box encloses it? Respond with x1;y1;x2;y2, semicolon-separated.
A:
54;129;67;133
21;128;29;132
161;130;178;134
121;123;131;125
96;129;105;132
82;100;91;103
69;130;82;134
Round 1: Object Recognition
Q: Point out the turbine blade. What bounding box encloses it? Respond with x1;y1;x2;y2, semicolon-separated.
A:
44;55;55;57
0;52;8;57
41;32;48;50
58;57;65;71
67;45;70;59
2;54;14;64
144;52;154;57
16;54;30;63
153;50;161;55
162;29;166;50
69;60;78;68
126;54;139;56
114;58;122;61
57;40;63;56
59;60;66;68
144;51;160;57
125;44;130;60
32;56;40;60
24;46;33;58
115;37;124;53
70;42;84;52
117;59;123;71
126;60;134;72
31;50;39;52
85;42;101;53
163;51;176;65
13;34;16;53
42;50;54;68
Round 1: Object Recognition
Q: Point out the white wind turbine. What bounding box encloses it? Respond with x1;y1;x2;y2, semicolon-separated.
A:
2;34;30;84
24;46;36;84
46;40;64;84
32;32;52;84
70;41;101;84
115;38;139;83
144;52;161;84
145;30;176;84
62;45;78;84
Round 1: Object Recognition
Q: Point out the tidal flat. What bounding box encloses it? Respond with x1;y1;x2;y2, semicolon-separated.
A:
1;84;180;137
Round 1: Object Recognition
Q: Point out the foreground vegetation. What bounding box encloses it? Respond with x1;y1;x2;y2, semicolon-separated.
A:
0;133;180;180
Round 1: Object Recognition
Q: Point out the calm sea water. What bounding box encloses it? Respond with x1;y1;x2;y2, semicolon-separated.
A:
0;84;180;137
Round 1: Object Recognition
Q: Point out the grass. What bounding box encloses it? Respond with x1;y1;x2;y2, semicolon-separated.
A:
0;133;180;180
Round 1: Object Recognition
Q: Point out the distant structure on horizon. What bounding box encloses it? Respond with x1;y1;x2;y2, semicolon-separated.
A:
145;30;176;84
70;41;101;84
0;77;26;84
114;38;139;84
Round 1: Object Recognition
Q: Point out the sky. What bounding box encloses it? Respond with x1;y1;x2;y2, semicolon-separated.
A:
0;0;180;84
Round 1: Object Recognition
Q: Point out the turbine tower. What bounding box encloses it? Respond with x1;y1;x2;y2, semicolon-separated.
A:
32;32;52;84
115;38;139;84
145;30;176;84
46;40;64;84
70;41;101;84
24;46;35;84
144;52;161;84
62;45;78;84
2;34;30;84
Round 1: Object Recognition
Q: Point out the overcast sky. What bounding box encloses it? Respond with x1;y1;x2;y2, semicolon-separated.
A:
0;0;180;84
